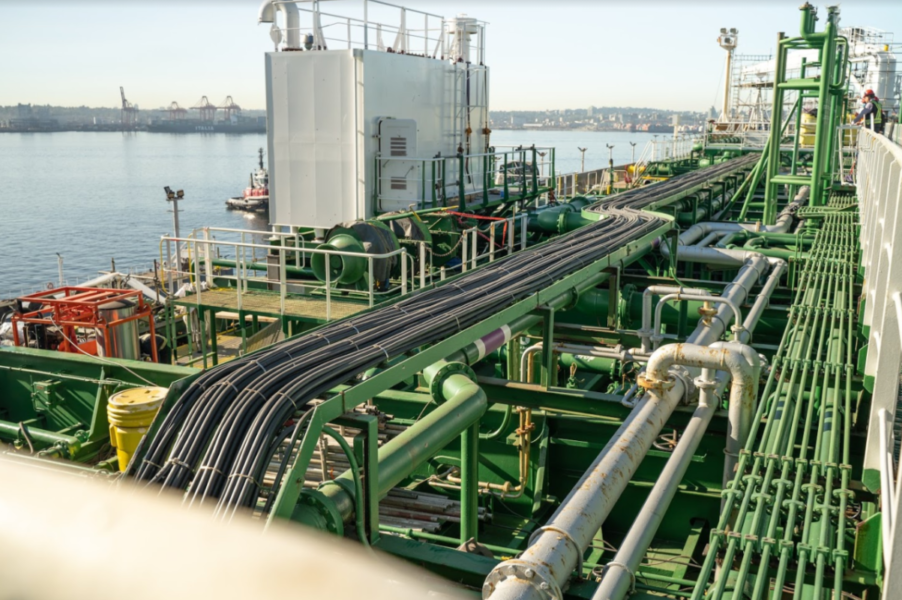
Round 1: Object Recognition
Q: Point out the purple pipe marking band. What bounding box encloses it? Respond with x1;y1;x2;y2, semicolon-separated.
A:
473;324;513;361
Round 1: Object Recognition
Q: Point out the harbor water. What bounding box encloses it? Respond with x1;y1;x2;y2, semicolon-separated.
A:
0;130;660;296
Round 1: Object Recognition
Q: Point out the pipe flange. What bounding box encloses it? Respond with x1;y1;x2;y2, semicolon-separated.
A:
697;306;717;321
694;376;718;391
429;361;477;403
483;559;562;600
637;373;675;392
294;488;345;536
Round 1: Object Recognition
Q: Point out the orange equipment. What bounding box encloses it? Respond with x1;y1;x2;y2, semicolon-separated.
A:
11;287;158;362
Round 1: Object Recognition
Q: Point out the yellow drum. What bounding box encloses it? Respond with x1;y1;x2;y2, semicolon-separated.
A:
107;386;167;472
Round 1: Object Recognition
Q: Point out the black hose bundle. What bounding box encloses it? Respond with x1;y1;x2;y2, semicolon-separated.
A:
136;155;758;520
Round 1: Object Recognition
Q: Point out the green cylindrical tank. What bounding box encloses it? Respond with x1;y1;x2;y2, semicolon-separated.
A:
570;284;789;336
311;221;399;285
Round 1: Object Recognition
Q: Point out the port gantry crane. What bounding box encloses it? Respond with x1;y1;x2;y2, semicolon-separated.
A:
166;101;188;121
119;86;138;130
218;96;242;120
191;96;217;122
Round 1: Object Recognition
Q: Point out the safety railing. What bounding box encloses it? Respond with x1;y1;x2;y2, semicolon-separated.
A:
855;127;902;590
269;0;486;64
704;128;775;149
375;146;555;213
159;228;428;322
660;133;701;160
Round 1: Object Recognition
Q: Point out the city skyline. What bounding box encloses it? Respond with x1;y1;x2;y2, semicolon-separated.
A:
2;1;900;112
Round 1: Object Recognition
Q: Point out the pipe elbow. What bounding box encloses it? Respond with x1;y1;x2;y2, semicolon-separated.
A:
708;341;761;384
646;342;760;390
444;375;487;414
644;344;682;386
257;0;275;23
423;359;486;411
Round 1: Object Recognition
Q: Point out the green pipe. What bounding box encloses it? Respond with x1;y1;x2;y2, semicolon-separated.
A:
458;154;466;211
444;271;616;368
675;193;729;226
692;212;859;600
460;421;479;543
212;258;314;278
738;152;767;221
527;196;593;234
313;366;488;523
550;352;620;377
789;59;807;199
742;236;812;250
763;32;788;225
379;525;520;555
320;425;370;548
724;244;807;261
479;405;512;440
574;287;790;335
0;421;81;457
809;14;837;206
721;231;815;246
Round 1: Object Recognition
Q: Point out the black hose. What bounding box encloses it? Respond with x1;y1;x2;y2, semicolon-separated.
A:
137;155;758;519
18;422;35;454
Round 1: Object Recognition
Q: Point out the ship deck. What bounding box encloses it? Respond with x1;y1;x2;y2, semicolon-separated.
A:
171;287;368;321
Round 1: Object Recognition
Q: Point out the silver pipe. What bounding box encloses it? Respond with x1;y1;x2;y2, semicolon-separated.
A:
641;285;710;353
664;186;808;268
591;381;717;600
675;186;808;248
552;342;650;363
736;259;787;344
645;341;761;487
520;344;543;383
695;231;724;248
483;368;689;600
684;255;770;347
653;293;742;349
591;343;760;600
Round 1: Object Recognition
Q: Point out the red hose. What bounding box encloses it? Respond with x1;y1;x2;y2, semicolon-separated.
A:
440;210;509;245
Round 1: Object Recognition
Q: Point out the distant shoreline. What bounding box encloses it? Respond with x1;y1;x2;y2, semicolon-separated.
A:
0;128;267;134
492;127;698;134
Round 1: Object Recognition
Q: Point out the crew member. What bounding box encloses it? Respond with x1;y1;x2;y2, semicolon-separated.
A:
853;89;884;134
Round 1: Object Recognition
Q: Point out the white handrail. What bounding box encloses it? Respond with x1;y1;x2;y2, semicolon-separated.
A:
855;127;902;598
159;233;412;322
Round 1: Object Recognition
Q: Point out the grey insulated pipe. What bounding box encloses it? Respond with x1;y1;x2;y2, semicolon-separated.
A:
646;342;761;486
482;365;690;600
590;388;716;600
258;0;301;48
590;342;760;600
683;255;770;347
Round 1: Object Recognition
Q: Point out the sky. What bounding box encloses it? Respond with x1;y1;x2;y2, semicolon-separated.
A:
1;0;900;113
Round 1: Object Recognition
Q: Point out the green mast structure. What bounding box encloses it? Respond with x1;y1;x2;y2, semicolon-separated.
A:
761;3;849;223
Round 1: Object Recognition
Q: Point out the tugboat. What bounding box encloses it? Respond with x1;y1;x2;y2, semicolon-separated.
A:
225;148;269;212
